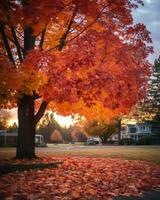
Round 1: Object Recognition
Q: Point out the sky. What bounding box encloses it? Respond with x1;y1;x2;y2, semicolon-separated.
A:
7;109;75;128
132;0;160;63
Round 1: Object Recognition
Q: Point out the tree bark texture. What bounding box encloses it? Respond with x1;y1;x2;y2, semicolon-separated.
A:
16;95;36;158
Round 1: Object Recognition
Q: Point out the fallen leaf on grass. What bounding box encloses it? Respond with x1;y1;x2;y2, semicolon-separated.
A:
0;157;160;200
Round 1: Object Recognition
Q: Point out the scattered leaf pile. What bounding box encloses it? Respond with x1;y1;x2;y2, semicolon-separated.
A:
0;157;160;200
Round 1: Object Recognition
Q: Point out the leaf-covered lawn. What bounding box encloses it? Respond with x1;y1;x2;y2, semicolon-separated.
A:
0;157;160;200
1;146;160;164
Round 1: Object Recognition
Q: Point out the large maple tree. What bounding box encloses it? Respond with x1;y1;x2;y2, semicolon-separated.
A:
0;0;153;158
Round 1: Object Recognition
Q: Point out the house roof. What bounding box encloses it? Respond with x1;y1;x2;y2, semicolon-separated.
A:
127;123;151;127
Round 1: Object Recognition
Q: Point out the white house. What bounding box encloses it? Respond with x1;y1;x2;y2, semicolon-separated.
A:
35;134;44;145
121;123;152;141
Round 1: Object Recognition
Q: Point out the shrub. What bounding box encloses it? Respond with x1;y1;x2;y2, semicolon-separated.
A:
136;136;160;145
107;140;116;144
36;143;47;147
119;138;135;145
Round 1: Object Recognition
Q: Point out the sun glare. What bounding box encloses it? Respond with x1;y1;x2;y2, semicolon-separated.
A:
146;0;151;4
54;114;75;128
7;119;17;127
5;108;75;128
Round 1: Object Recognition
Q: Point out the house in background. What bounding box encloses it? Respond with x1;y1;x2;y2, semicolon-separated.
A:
0;130;44;147
108;121;160;143
35;134;44;146
121;123;153;141
151;122;160;135
0;130;17;146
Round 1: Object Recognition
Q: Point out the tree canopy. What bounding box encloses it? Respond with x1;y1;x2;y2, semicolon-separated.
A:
0;0;153;121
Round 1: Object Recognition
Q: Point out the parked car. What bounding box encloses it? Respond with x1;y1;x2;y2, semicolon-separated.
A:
87;139;99;145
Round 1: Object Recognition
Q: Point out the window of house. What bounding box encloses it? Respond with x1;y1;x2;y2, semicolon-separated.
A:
129;127;137;133
139;126;150;132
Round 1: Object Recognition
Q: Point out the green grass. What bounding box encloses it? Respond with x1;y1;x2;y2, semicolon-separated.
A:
0;145;160;164
39;145;160;164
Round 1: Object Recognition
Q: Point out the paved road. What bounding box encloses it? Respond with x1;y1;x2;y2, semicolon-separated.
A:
114;190;160;200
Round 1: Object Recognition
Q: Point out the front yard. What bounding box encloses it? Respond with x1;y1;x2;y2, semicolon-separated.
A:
0;145;160;164
0;145;160;200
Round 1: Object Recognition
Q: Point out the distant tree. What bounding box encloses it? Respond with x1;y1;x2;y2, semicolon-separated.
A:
37;112;74;143
0;118;7;130
7;122;18;133
0;117;7;130
84;120;105;137
131;56;160;123
148;56;160;120
50;130;63;143
37;112;60;143
0;110;11;129
71;126;87;142
129;105;153;123
84;119;116;143
100;123;117;144
60;126;73;143
115;118;122;144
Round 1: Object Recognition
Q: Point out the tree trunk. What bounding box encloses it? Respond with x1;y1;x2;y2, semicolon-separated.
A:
16;25;36;159
16;95;36;159
117;119;122;145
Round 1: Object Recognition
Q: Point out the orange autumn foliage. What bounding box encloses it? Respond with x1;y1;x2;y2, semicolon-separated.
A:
0;0;153;120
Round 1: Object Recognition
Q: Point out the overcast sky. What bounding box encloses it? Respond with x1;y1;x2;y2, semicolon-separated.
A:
132;0;160;63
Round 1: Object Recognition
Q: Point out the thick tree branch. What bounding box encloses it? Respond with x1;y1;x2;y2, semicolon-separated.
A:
34;101;48;124
33;91;41;100
15;28;24;38
48;0;115;52
0;22;15;64
7;35;23;50
58;6;77;51
10;26;23;62
23;26;36;57
66;1;115;44
48;6;77;52
6;15;24;62
39;28;46;49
